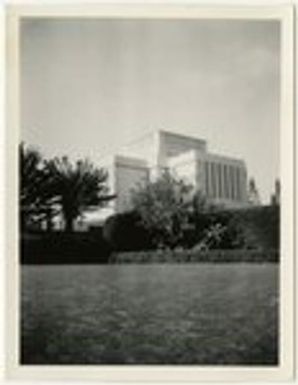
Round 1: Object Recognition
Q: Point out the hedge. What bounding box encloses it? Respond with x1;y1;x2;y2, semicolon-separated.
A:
110;249;279;264
103;211;152;251
21;230;112;264
102;206;280;252
188;205;280;251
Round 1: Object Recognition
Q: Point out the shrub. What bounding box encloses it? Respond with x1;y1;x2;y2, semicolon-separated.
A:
191;205;280;251
103;205;279;253
130;171;197;249
235;205;280;250
21;230;112;264
103;211;152;252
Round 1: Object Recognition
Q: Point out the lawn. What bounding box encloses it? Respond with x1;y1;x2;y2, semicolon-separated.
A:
21;263;278;365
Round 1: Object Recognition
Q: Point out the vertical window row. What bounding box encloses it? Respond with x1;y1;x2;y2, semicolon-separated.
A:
235;168;240;200
223;164;229;199
211;163;216;198
204;161;242;201
205;162;209;197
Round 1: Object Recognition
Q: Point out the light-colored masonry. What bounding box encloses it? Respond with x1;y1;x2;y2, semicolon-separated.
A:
92;130;248;224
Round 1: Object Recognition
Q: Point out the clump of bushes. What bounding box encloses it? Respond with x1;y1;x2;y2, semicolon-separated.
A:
103;211;153;252
234;205;280;250
21;229;111;264
102;170;280;255
102;205;280;254
22;205;279;264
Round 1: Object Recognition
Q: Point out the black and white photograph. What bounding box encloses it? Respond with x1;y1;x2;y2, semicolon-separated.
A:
5;4;294;382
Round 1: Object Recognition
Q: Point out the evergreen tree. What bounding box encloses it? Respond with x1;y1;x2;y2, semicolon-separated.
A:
248;177;261;206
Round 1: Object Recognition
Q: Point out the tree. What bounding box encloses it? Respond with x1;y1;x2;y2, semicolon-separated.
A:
190;190;211;227
193;222;227;251
270;179;280;206
103;211;152;251
130;170;194;249
45;156;114;232
248;177;261;206
20;143;58;231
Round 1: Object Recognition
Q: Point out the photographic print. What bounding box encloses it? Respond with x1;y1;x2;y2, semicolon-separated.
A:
6;4;294;382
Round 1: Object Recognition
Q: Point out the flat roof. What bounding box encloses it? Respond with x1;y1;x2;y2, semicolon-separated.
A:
159;129;207;145
114;155;148;168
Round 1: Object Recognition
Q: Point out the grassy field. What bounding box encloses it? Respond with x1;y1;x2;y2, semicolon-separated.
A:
21;263;278;365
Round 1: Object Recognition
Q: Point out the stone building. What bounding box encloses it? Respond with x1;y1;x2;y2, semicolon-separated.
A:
93;130;248;223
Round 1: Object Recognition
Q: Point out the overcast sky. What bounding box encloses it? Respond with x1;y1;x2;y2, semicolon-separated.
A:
21;18;280;203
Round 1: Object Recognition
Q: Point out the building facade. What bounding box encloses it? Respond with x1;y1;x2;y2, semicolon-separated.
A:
96;130;248;222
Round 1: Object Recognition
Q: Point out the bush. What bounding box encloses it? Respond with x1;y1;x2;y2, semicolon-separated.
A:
235;205;280;250
102;205;279;253
21;230;112;264
190;205;280;251
103;211;152;252
130;171;196;249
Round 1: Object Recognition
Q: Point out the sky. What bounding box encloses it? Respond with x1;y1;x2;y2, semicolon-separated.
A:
21;18;280;203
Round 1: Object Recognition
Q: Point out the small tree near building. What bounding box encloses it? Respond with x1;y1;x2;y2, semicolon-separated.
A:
248;177;261;206
130;170;195;249
270;179;280;206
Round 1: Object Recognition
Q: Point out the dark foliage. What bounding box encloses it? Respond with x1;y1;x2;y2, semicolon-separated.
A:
20;143;59;230
130;170;194;249
21;230;111;264
20;143;114;232
232;205;280;250
103;211;153;252
189;205;280;251
44;157;115;232
103;206;279;254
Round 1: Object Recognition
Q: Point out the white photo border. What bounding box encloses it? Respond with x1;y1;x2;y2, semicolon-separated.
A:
5;4;295;382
